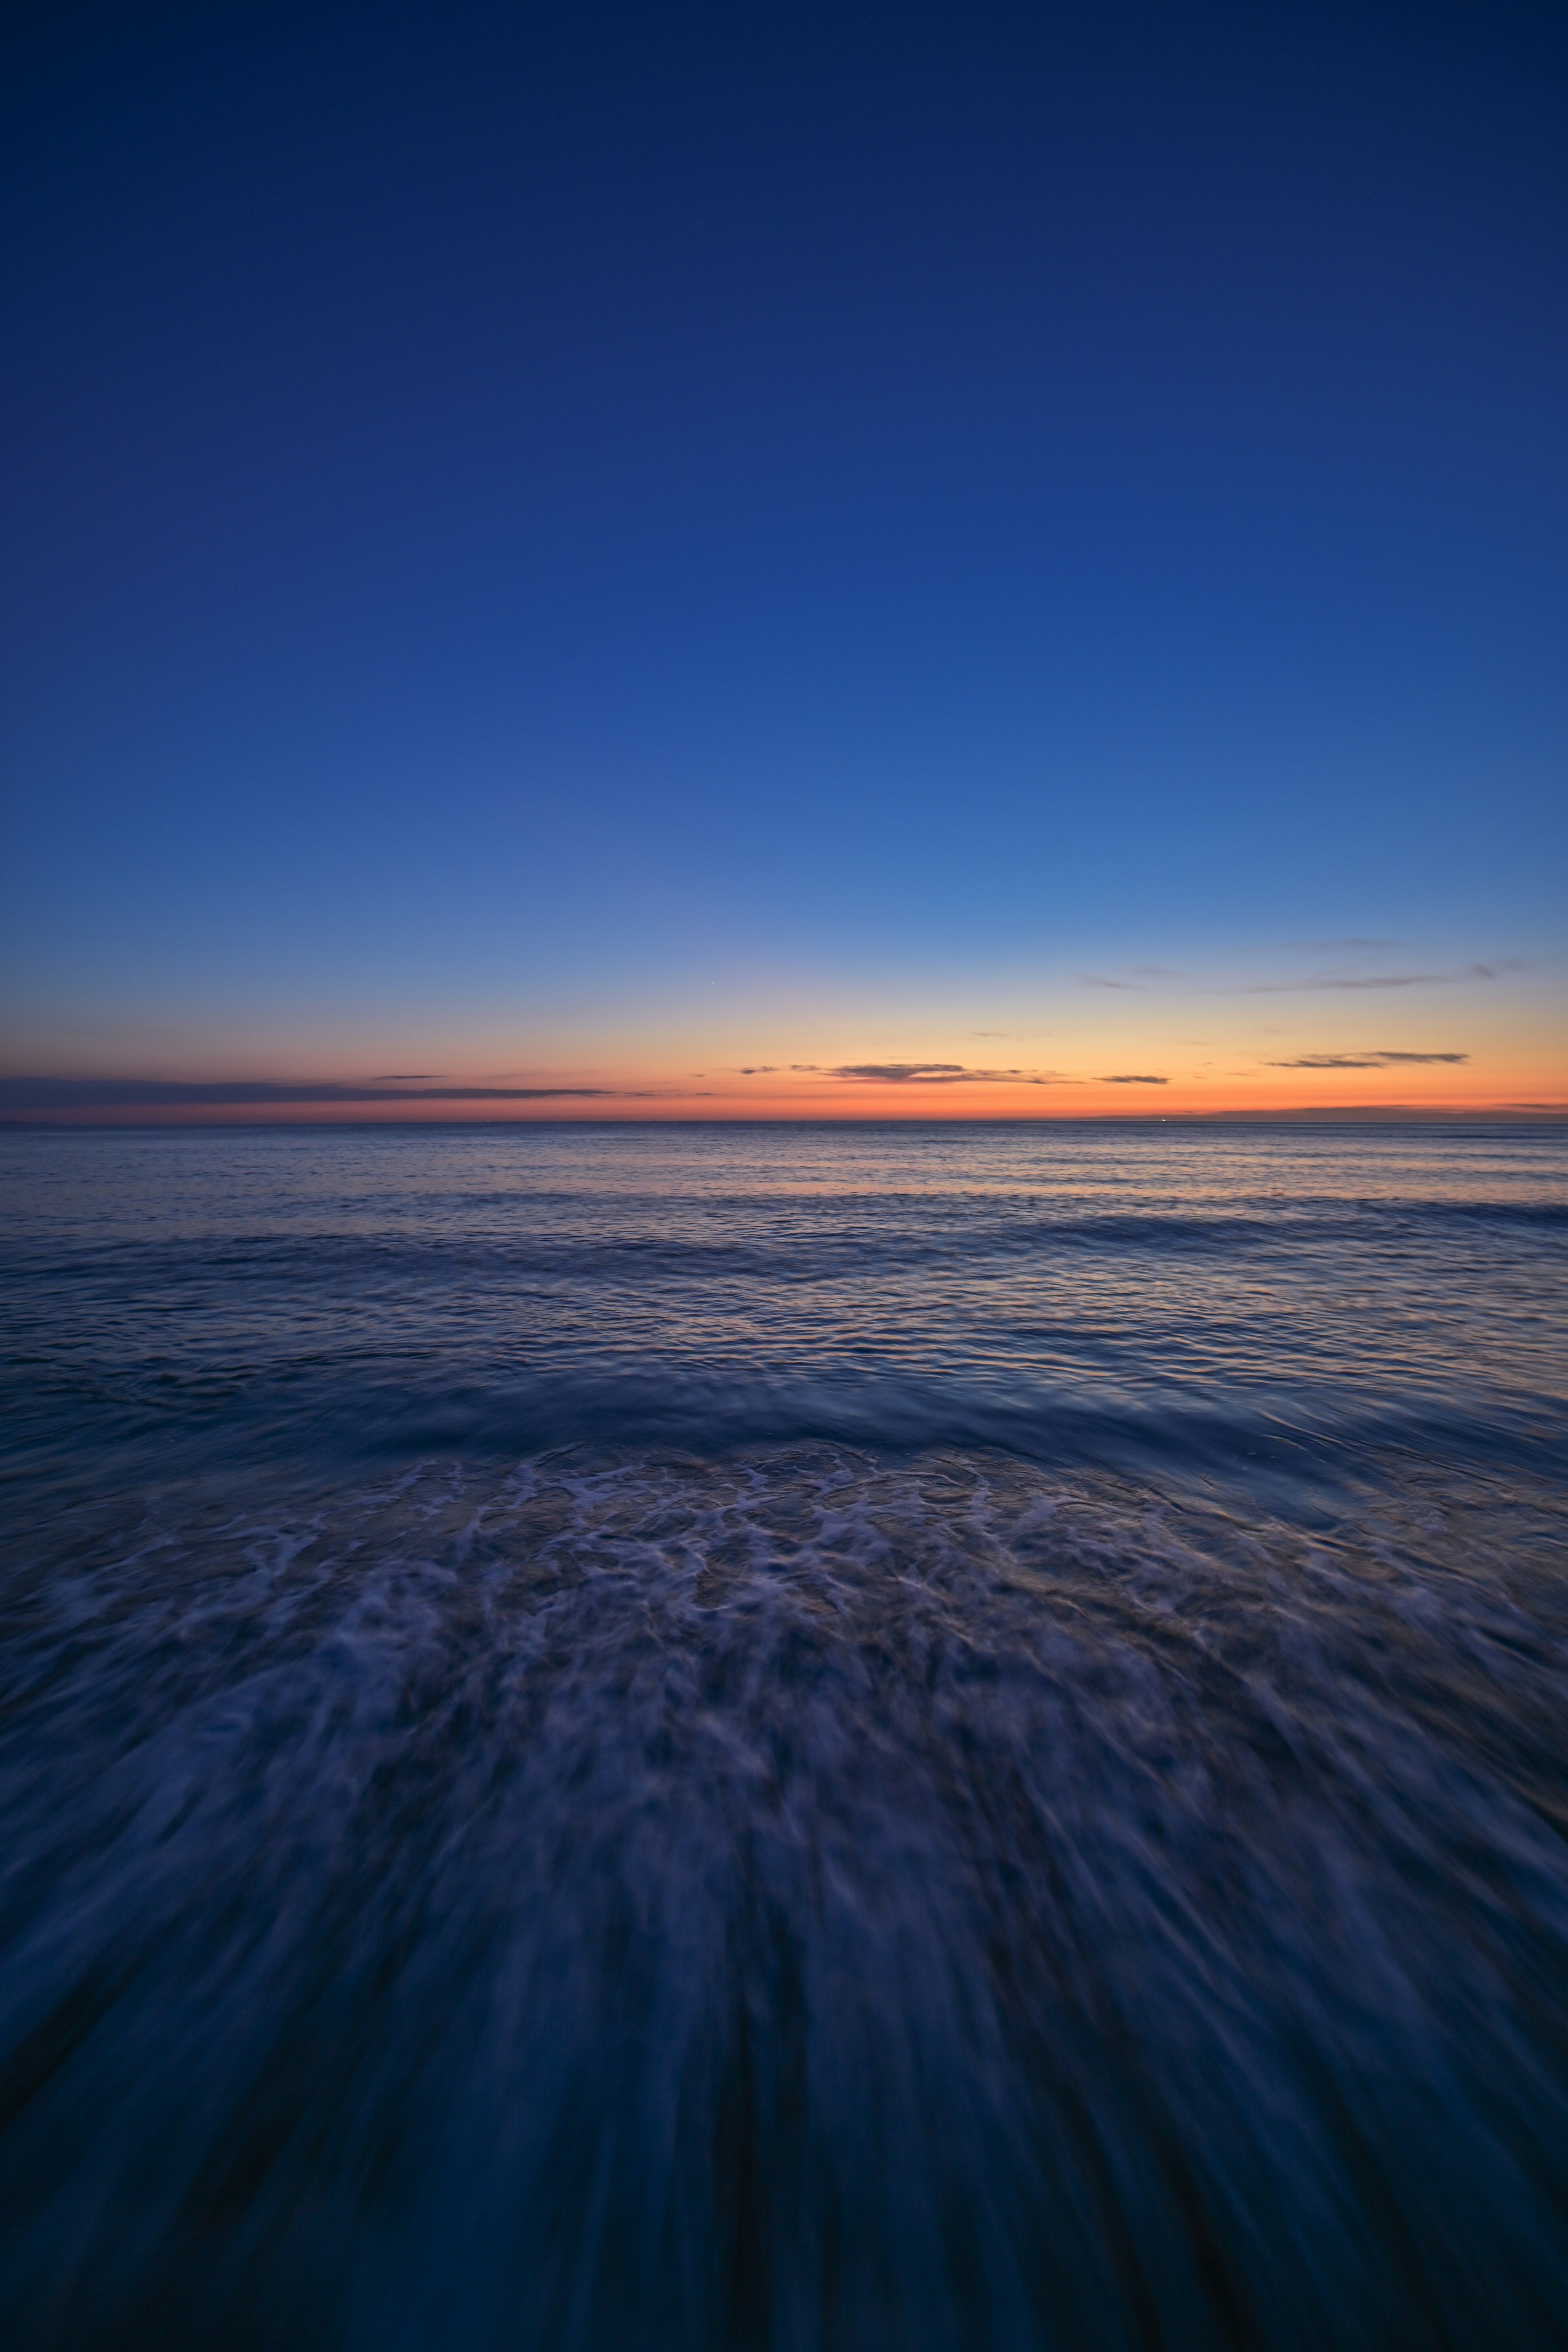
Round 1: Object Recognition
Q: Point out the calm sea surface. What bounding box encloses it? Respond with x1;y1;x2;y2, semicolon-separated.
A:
2;1120;1566;2349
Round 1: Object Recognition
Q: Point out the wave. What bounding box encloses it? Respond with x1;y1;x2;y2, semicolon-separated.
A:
7;1194;1566;1294
3;1446;1567;2349
5;1354;1566;1515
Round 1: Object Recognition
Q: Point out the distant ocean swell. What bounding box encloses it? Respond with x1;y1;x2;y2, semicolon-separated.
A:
14;1191;1568;1285
4;1444;1568;2350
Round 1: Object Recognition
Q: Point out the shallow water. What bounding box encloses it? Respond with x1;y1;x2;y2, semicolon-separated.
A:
2;1122;1566;2348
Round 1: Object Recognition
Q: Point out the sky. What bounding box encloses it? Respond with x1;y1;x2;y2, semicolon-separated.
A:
2;0;1564;1120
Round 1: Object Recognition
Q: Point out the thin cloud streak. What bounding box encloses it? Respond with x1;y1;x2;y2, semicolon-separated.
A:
1244;964;1508;993
1247;975;1446;993
0;1081;632;1109
1079;960;1519;998
1078;968;1180;990
1267;1051;1470;1069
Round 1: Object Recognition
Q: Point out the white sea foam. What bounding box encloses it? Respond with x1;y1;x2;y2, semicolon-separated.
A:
3;1445;1567;2348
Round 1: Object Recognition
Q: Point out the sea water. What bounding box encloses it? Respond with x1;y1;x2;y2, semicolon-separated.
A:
1;1120;1565;2349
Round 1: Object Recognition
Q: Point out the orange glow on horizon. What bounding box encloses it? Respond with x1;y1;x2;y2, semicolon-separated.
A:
5;1069;1564;1125
4;974;1562;1123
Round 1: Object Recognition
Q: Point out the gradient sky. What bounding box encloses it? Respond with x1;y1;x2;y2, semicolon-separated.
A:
3;0;1564;1119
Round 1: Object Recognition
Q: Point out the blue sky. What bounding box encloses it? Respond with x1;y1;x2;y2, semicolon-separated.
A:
2;0;1563;1111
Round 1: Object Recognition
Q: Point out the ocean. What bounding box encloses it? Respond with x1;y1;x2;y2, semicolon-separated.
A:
2;1118;1566;2350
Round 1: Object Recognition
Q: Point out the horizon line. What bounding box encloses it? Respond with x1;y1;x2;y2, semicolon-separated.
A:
3;1107;1564;1131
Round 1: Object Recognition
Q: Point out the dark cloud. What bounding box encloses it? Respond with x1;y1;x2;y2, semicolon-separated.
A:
368;1074;438;1080
1267;1051;1469;1069
1100;1074;1167;1084
829;1063;970;1082
0;1080;624;1110
737;1066;778;1075
825;1064;1067;1085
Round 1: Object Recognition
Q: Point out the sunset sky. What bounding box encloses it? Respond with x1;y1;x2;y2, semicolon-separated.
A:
3;1;1563;1121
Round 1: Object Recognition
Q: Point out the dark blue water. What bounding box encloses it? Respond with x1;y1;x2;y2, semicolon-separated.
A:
2;1121;1566;2349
